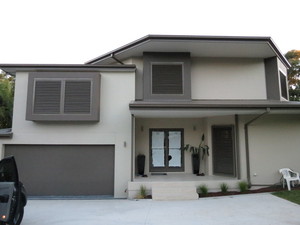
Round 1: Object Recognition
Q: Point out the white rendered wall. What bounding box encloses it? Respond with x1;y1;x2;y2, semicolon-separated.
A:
0;71;135;198
191;58;267;100
247;114;300;185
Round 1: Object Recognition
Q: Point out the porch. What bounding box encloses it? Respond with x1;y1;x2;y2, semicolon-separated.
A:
128;173;241;200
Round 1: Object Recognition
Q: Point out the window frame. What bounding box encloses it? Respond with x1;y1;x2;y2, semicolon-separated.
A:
26;71;100;121
151;62;184;95
143;52;191;101
149;128;184;172
279;70;288;100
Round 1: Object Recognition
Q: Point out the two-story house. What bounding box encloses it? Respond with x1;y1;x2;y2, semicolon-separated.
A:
1;35;300;200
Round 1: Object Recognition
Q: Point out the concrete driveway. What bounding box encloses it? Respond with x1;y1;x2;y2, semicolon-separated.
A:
21;193;300;225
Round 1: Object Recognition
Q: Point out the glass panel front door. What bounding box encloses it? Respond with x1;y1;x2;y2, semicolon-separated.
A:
150;129;184;172
151;131;165;167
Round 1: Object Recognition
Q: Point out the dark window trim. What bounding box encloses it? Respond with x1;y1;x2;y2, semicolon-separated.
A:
26;71;100;121
279;71;288;100
150;62;184;95
149;128;184;172
143;52;191;101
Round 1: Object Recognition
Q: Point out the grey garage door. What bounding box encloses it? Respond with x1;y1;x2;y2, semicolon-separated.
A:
5;145;114;196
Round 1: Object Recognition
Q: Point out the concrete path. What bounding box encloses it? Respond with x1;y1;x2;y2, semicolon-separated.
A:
21;193;300;225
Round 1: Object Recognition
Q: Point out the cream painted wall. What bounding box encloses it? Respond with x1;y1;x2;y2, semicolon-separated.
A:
191;58;267;100
0;71;135;198
248;114;300;185
135;118;206;174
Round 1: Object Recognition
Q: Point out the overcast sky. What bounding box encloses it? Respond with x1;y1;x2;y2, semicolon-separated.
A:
0;0;299;64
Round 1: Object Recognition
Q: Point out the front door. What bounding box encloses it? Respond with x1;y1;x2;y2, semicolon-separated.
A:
212;126;236;176
150;129;184;172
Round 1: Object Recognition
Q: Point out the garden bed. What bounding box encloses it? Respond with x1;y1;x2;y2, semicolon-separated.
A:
199;185;300;198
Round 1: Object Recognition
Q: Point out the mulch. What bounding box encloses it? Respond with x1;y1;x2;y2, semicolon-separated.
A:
199;185;300;198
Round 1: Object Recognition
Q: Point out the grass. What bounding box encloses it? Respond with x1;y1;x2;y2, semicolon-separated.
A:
272;190;300;205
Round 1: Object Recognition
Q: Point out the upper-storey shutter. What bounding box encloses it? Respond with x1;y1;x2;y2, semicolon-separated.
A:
152;64;183;94
27;72;100;121
280;72;288;99
64;81;91;114
33;81;61;114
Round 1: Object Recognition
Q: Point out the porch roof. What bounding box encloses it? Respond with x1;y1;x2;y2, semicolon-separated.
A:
130;100;300;118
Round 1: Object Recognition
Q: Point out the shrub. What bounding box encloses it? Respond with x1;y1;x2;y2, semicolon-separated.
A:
198;184;208;196
238;181;249;193
220;183;228;193
136;185;147;199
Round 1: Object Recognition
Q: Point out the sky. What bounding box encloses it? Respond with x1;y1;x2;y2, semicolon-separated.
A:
0;0;299;64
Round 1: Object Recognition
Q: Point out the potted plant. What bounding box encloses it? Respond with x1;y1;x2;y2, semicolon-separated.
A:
183;134;209;175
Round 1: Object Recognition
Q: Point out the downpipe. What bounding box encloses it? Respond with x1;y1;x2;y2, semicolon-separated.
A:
244;108;270;187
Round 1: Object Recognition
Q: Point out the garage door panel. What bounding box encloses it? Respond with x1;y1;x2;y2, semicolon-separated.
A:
5;145;114;196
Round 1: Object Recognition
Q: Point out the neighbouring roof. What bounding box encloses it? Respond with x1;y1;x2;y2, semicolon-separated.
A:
86;35;290;68
0;64;136;75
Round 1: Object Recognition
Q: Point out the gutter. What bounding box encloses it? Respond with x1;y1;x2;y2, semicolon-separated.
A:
244;108;270;186
111;54;124;65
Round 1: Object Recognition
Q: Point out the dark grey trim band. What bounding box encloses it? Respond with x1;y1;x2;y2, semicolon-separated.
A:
0;64;136;75
129;100;300;110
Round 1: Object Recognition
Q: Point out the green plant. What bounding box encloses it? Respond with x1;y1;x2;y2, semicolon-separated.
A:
183;134;209;159
136;185;147;199
198;184;208;196
220;183;228;193
238;181;249;193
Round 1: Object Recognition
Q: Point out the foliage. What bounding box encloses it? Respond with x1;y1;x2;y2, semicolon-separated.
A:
220;183;229;193
285;50;300;87
136;185;147;199
197;184;208;196
238;181;249;193
272;190;300;205
183;134;209;160
0;72;14;128
289;88;300;101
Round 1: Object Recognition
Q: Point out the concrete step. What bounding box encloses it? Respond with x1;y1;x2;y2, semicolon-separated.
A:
152;182;198;201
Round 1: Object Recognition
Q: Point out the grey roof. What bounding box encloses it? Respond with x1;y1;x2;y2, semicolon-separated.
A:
0;64;136;75
86;35;290;68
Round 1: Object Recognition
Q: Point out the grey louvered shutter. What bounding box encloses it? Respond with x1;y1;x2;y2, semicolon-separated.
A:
280;72;288;99
64;81;91;114
152;65;183;94
212;126;235;176
33;81;61;114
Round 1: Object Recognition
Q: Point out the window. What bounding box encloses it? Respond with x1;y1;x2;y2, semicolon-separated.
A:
280;72;288;100
26;72;100;121
152;64;183;94
143;52;191;100
150;129;184;172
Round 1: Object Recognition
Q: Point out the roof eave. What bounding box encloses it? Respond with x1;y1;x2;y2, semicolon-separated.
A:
0;64;136;75
85;35;291;68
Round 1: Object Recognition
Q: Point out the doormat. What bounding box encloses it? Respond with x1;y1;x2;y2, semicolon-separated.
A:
151;173;167;175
